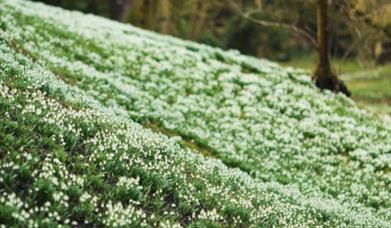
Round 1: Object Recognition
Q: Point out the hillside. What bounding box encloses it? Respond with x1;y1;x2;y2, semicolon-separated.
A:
0;0;390;227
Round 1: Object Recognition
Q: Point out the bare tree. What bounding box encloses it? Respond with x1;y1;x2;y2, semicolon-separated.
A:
313;0;350;96
341;0;391;64
110;0;133;22
187;1;211;40
158;0;172;34
230;0;351;96
87;0;101;14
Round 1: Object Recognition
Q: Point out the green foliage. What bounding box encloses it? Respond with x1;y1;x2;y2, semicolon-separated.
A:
0;0;390;227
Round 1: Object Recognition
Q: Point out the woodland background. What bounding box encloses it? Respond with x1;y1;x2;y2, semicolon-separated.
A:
32;0;391;115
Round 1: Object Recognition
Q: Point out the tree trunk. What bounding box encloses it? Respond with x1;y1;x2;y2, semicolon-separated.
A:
187;1;210;40
315;0;332;81
313;0;351;96
141;0;157;30
375;41;391;65
87;0;100;14
110;0;133;22
158;0;171;34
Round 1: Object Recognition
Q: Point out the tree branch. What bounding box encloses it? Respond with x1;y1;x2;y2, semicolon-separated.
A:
341;3;391;38
342;31;371;60
229;0;318;48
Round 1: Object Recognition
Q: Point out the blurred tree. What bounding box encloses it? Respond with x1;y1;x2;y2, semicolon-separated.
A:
30;0;390;66
157;0;172;34
230;0;350;95
314;0;350;96
88;0;101;14
187;1;211;40
110;0;133;22
341;0;391;64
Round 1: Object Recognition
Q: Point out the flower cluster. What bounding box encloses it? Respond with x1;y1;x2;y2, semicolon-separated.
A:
0;0;390;226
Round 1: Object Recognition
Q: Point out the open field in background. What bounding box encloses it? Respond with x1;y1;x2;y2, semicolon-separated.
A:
281;55;391;116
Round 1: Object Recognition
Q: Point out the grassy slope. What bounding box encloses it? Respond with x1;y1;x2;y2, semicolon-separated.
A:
0;0;390;226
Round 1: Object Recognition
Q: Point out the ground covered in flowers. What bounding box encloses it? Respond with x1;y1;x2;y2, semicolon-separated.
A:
0;0;390;227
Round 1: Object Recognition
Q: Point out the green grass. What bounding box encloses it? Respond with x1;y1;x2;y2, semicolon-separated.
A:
344;65;391;116
280;52;367;73
281;54;391;116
